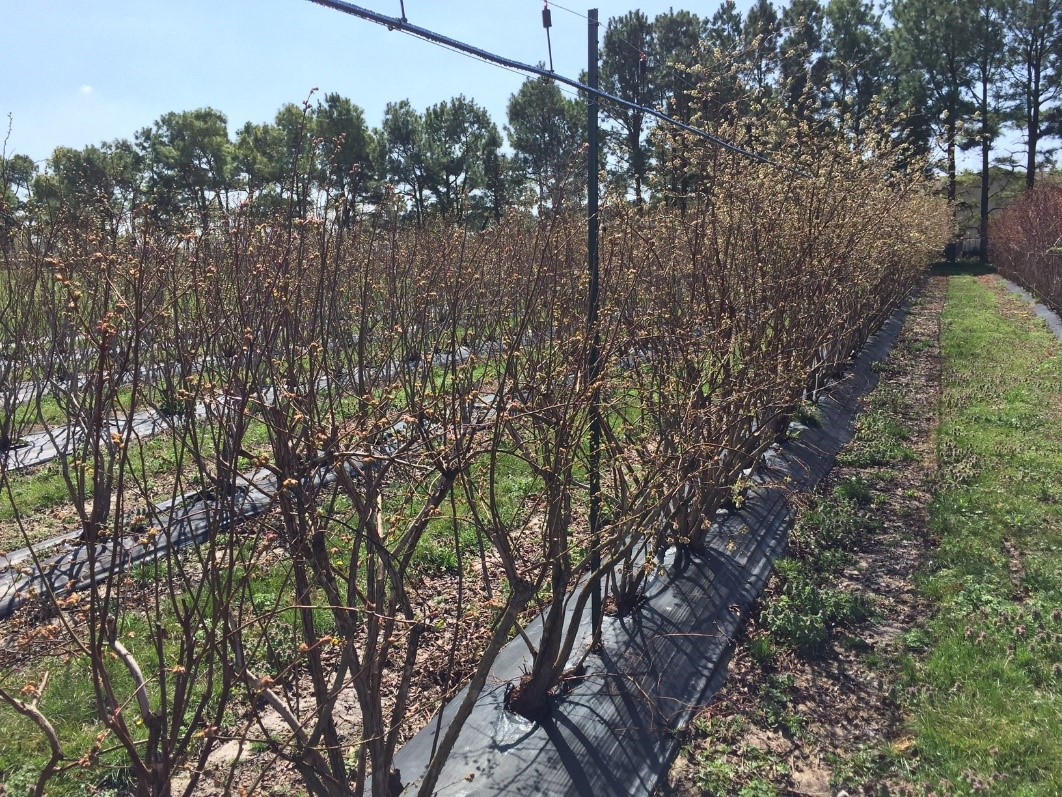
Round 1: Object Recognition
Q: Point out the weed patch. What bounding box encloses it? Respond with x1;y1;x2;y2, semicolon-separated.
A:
688;715;790;797
838;407;916;468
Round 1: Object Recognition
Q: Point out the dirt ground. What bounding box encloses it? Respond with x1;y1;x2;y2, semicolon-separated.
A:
658;277;947;797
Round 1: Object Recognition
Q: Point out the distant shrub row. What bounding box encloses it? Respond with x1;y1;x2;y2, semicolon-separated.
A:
990;184;1062;313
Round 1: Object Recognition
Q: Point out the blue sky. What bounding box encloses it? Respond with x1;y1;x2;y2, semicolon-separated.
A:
1;1;746;166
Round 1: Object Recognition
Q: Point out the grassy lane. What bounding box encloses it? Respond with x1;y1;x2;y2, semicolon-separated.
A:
909;275;1062;794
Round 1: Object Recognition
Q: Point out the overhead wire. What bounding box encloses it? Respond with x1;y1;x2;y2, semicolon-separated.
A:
544;0;704;100
543;2;813;94
539;0;795;167
546;0;889;134
428;36;537;84
560;3;899;153
306;0;799;173
540;3;792;182
383;9;633;174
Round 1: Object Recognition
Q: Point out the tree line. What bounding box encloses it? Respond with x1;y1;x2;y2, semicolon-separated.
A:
3;0;1061;253
0;80;584;234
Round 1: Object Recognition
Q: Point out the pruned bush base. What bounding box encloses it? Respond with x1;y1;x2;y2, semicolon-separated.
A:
989;183;1062;313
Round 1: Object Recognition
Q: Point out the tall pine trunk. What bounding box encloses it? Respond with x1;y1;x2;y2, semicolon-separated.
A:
980;81;991;263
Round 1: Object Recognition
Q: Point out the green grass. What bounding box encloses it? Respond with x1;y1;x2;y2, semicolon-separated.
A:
7;392;68;434
838;384;917;468
900;276;1062;794
0;530;308;795
0;658;127;795
0;460;73;526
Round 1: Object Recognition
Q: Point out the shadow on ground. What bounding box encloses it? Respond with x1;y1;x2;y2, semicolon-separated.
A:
929;259;995;277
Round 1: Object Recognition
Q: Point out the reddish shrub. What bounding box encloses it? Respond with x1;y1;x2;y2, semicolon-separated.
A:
989;183;1062;312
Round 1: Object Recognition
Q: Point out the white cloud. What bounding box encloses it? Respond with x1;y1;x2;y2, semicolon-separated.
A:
79;85;93;95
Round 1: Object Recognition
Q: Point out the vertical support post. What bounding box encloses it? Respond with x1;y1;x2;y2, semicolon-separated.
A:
587;7;603;646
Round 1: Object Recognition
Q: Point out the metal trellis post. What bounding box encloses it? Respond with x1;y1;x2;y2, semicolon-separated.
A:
587;7;602;646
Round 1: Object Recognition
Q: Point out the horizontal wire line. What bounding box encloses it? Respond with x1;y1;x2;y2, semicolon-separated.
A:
307;0;801;174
